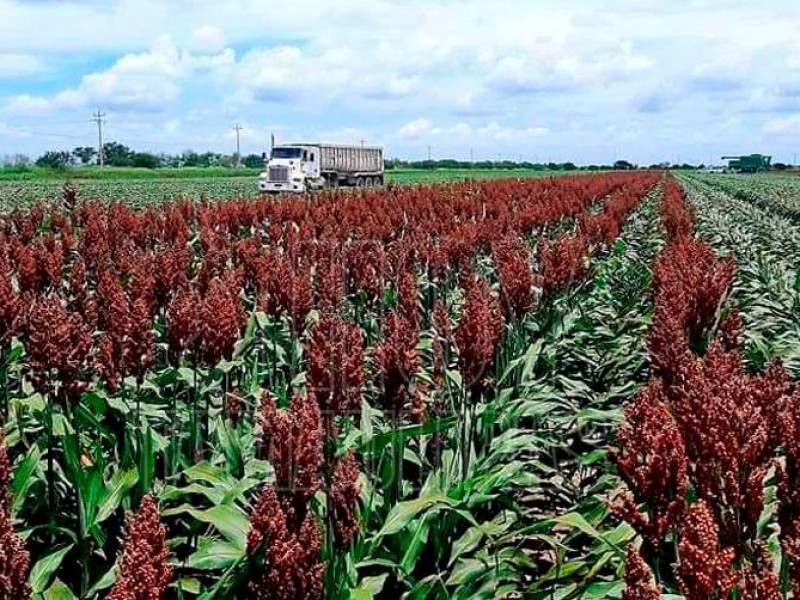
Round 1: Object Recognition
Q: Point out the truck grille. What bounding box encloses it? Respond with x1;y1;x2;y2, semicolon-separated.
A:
269;166;289;183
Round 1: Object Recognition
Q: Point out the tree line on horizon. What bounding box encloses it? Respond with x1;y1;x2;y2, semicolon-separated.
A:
0;143;748;172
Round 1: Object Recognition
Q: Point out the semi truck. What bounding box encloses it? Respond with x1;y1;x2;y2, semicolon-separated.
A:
258;143;384;193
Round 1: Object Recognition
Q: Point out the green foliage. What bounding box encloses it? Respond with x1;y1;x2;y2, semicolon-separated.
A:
35;151;74;169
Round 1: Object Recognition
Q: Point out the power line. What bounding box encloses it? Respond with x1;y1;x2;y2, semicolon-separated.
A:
91;111;106;166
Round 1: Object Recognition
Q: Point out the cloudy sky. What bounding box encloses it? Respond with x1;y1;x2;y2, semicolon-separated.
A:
0;0;798;164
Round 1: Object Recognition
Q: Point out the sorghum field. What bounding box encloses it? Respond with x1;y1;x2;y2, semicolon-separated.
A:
1;171;799;599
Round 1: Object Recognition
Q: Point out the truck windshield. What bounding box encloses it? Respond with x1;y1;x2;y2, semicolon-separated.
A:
271;147;303;159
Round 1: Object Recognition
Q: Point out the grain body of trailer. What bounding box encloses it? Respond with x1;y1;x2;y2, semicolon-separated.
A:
258;143;384;193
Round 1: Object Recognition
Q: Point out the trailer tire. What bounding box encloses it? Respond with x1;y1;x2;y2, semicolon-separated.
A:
364;176;374;187
356;177;366;187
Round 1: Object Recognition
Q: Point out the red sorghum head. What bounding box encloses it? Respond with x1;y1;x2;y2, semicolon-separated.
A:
107;495;172;600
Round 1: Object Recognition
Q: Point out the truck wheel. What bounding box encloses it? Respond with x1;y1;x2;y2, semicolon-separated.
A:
364;176;373;187
356;177;366;187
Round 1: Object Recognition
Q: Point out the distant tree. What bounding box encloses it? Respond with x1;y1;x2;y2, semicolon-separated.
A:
182;151;200;167
102;142;135;167
191;152;222;167
132;152;161;169
243;154;264;169
562;162;577;171
614;160;635;170
36;150;74;169
156;153;179;168
73;146;96;165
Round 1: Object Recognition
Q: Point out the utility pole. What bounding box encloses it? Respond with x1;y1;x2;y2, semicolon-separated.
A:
360;139;366;148
232;124;243;167
469;148;474;165
91;111;106;166
427;145;432;162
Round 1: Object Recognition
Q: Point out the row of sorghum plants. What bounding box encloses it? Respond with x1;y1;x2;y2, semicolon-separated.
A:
617;176;799;598
0;173;658;597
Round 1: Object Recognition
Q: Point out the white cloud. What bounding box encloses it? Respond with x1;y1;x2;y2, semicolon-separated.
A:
0;53;46;78
397;118;437;139
193;25;225;52
4;36;234;114
395;118;548;142
764;115;800;135
476;121;548;141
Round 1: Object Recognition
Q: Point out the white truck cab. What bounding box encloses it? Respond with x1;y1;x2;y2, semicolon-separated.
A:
259;143;384;194
258;145;324;194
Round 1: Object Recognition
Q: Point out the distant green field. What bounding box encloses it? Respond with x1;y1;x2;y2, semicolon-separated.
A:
0;166;260;181
387;167;562;183
0;167;568;211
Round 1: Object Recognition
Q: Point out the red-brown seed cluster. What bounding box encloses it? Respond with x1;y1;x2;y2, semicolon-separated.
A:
256;392;324;516
0;430;31;600
536;233;590;301
671;343;784;550
676;501;737;599
307;315;366;415
373;311;420;414
621;547;659;600
739;543;781;600
329;450;361;547
247;485;324;600
107;495;172;600
492;236;534;320
455;276;504;395
26;295;92;396
615;380;687;549
648;238;735;381
248;393;328;598
660;176;696;239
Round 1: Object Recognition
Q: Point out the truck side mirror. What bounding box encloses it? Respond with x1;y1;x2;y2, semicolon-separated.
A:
261;152;266;160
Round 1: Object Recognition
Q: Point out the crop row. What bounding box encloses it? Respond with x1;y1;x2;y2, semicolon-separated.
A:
616;176;800;597
0;173;658;598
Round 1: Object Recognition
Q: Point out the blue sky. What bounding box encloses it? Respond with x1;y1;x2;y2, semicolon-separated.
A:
0;0;798;164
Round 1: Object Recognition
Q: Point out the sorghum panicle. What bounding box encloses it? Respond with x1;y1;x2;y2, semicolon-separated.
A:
307;316;365;415
0;430;31;600
107;495;172;600
622;547;659;600
454;276;503;394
